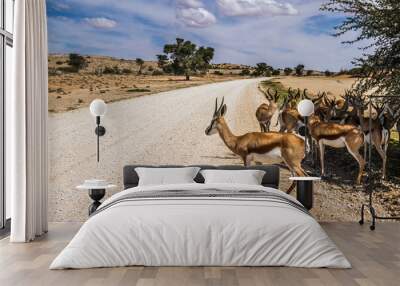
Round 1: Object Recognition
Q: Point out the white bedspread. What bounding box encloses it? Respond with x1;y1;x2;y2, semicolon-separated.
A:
50;183;351;269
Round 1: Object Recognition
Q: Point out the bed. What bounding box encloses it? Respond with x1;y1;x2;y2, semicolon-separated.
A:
50;165;350;269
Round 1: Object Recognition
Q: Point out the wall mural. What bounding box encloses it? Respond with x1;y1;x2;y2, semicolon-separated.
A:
47;0;400;222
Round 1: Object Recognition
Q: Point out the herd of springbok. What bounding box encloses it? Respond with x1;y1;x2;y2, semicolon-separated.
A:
206;83;400;190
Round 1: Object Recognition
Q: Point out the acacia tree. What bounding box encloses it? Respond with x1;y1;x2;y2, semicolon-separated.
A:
253;63;273;77
284;67;293;76
68;53;87;72
135;58;144;75
321;0;400;97
295;64;305;76
160;38;214;80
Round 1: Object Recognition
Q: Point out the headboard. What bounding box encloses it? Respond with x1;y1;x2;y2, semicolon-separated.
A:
123;165;280;189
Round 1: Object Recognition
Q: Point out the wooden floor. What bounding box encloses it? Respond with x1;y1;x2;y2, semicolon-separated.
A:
0;222;399;286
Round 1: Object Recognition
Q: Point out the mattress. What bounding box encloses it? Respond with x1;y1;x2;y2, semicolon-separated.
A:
50;183;350;269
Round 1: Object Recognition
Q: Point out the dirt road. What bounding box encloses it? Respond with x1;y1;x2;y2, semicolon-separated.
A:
49;78;273;221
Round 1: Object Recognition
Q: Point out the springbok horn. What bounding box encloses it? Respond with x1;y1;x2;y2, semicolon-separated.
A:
385;104;394;117
303;89;310;100
288;87;293;97
214;98;218;115
334;96;349;114
267;88;274;100
218;96;225;114
312;92;324;103
280;96;289;109
273;89;278;101
322;94;329;106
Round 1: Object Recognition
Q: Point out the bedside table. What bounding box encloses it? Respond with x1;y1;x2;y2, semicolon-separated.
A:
289;177;321;210
77;182;116;215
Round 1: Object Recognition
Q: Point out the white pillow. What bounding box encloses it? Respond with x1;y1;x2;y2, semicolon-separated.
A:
200;169;266;185
135;167;201;186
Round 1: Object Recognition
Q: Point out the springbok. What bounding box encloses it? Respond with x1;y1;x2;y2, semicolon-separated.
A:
205;97;307;192
277;88;302;133
308;114;365;184
256;88;279;132
340;94;391;179
359;100;400;179
278;89;323;132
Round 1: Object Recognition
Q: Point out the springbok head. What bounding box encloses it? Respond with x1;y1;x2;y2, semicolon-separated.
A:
205;97;227;136
266;88;279;102
329;93;349;119
349;92;368;116
286;88;301;108
302;89;324;105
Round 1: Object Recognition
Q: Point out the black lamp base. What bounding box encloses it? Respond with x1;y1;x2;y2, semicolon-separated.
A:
296;181;313;210
95;126;106;136
88;189;105;215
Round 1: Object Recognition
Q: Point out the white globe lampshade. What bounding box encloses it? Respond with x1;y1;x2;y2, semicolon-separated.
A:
297;99;314;117
90;99;107;117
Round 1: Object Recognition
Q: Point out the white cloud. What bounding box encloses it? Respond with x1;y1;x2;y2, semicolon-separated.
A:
84;17;117;29
177;7;217;28
48;0;364;71
176;0;204;8
217;0;298;16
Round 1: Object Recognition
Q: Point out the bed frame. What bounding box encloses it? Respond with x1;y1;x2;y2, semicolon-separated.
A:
123;165;280;189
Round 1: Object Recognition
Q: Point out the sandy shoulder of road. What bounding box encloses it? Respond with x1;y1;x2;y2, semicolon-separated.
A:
48;74;246;113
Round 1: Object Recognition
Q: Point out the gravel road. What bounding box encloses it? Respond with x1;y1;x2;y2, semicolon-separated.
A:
49;78;274;222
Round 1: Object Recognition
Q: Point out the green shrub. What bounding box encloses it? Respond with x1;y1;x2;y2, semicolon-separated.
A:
283;67;292;76
240;68;251;76
272;69;280;76
57;66;79;73
67;53;87;71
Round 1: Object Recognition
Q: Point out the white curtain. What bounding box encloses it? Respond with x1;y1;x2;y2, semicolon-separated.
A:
9;0;48;242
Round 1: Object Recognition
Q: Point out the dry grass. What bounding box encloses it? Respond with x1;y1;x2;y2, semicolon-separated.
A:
275;75;357;98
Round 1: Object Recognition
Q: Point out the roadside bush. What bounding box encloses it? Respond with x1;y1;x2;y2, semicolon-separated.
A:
103;66;121;74
272;69;280;76
295;64;305;76
122;68;132;74
214;70;224;76
57;66;79;73
56;61;63;65
67;53;88;72
283;67;292;76
127;88;151;92
48;68;58;76
325;70;333;77
240;68;251;76
152;70;164;76
306;70;313;76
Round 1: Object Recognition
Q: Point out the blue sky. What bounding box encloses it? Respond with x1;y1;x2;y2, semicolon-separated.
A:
46;0;362;71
